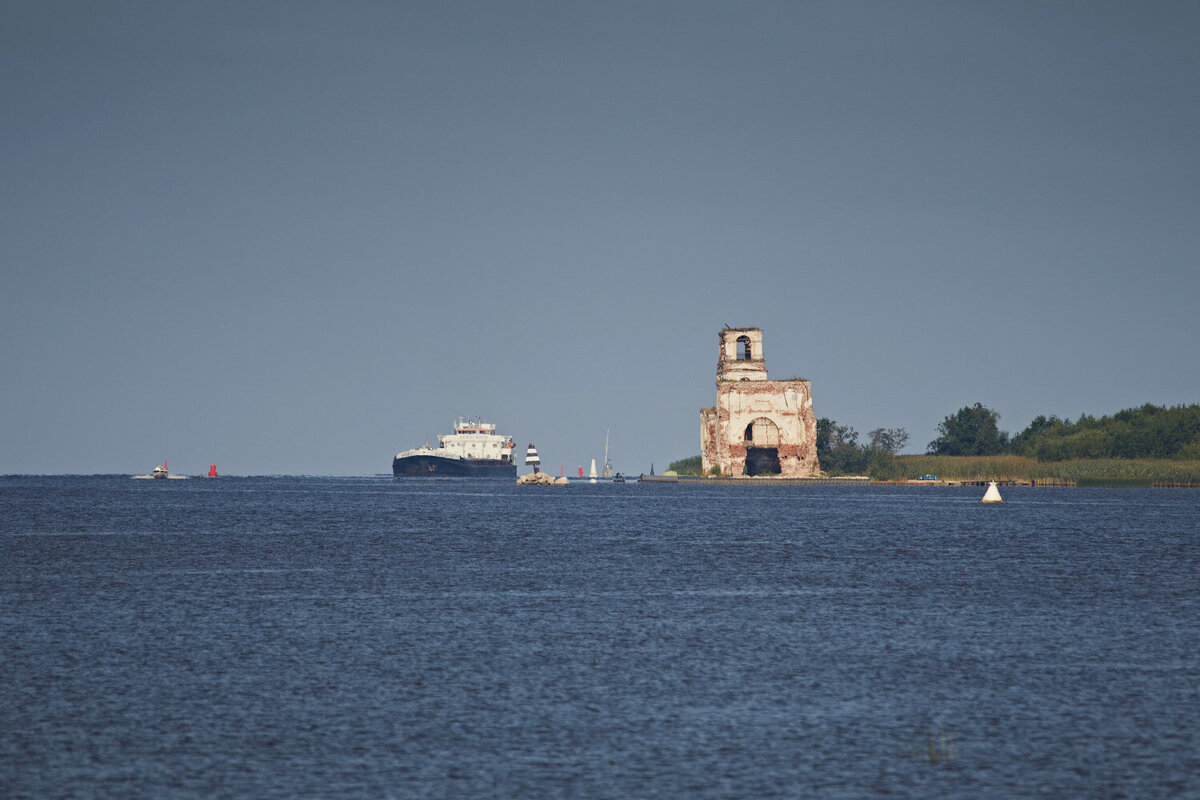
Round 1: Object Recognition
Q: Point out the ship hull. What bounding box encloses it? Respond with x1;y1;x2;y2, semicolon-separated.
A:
392;454;516;478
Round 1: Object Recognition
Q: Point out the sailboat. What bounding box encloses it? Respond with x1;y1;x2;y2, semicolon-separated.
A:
588;458;598;483
601;430;613;478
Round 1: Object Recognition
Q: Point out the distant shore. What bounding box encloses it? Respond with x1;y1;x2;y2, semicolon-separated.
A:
642;474;1198;488
660;454;1200;488
639;475;869;485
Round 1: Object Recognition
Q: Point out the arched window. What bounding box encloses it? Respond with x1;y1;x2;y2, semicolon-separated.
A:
736;335;752;361
743;417;781;445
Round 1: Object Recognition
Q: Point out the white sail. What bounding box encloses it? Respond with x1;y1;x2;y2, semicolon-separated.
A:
589;458;598;482
602;430;613;477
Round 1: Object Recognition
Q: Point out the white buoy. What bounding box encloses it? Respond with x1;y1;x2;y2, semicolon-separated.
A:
982;481;1003;503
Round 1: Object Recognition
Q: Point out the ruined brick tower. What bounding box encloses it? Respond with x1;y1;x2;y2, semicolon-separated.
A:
700;327;820;477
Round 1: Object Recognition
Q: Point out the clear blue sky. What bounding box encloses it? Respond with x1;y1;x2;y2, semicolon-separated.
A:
3;1;1198;475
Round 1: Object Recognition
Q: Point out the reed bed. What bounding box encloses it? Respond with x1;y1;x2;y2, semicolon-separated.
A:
896;455;1200;485
897;455;1037;482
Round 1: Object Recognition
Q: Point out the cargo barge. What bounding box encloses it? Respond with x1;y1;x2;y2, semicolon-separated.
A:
392;418;518;477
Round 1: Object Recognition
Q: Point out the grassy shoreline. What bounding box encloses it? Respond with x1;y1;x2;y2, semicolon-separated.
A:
667;454;1200;486
891;455;1200;486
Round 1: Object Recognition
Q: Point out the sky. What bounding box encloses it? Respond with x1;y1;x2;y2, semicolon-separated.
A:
3;1;1198;476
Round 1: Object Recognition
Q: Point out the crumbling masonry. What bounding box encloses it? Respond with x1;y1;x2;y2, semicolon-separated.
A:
700;328;820;477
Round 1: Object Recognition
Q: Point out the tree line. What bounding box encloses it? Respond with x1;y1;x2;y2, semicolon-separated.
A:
820;402;1200;475
669;403;1200;477
930;402;1200;461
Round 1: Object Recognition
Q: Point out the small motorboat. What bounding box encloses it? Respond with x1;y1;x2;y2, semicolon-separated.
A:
152;462;168;479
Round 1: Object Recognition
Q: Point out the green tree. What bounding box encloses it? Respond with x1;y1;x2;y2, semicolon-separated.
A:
1178;434;1200;460
1010;404;1200;460
928;403;1010;456
867;449;905;481
868;427;909;454
817;417;870;475
1010;414;1066;457
863;427;909;480
667;455;703;476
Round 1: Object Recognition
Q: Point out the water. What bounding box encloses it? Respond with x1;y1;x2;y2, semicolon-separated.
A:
3;476;1198;798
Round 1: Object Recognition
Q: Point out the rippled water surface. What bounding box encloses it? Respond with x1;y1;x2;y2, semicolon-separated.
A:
3;476;1198;798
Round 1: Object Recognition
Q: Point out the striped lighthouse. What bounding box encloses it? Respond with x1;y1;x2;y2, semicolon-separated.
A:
525;443;541;473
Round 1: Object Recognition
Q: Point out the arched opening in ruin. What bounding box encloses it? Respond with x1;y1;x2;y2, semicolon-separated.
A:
736;335;752;360
744;417;781;445
743;417;782;476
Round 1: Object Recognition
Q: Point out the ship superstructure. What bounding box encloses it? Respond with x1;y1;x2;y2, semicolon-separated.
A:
393;418;518;477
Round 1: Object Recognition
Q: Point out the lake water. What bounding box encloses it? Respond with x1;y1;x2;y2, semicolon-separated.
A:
2;476;1198;798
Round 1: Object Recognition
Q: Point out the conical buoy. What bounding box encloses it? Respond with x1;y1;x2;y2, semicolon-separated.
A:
982;481;1003;503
